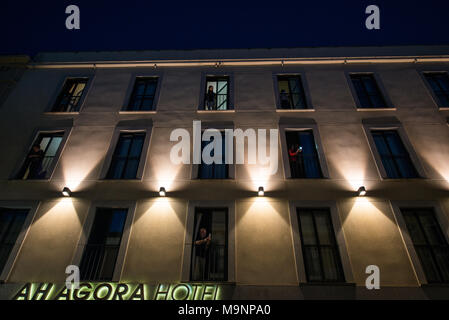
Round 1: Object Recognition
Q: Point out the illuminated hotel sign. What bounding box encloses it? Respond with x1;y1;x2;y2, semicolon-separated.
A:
12;282;230;300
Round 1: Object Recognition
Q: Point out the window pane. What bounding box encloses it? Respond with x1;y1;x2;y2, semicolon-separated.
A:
315;211;333;245
299;213;317;245
0;209;28;273
303;246;322;281
321;247;341;281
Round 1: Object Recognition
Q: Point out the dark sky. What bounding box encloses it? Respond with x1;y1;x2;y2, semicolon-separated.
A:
1;0;449;57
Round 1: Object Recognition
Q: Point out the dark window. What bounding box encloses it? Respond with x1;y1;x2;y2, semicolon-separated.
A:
126;77;158;111
401;208;449;283
79;208;128;281
106;132;145;179
350;74;388;108
424;72;449;108
286;131;323;178
372;130;419;178
0;208;28;274
198;132;228;179
297;208;345;282
190;207;228;281
204;77;229;110
277;75;308;109
52;78;88;112
18;132;64;180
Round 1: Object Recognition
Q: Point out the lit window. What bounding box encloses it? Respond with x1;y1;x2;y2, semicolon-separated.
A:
277;75;308;109
297;208;345;282
18;132;64;180
52;78;88;112
424;72;449;108
126;77;158;111
191;207;228;281
371;130;419;178
106;132;145;179
79;208;128;281
401;208;449;283
0;208;28;274
204;76;229;110
350;74;388;108
286;131;323;178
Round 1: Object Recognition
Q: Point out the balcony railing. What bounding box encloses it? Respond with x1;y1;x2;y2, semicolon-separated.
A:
191;243;226;281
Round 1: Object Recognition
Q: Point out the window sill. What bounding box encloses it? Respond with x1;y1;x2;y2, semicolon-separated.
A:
438;107;449;111
197;110;235;113
421;283;449;288
356;107;396;111
43;111;80;115
276;108;315;112
119;110;157;114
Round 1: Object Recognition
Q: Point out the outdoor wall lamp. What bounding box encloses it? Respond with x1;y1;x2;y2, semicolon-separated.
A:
159;187;166;197
62;187;72;197
357;186;367;197
258;186;264;197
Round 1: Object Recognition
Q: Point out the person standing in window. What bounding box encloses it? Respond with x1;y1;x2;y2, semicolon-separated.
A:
26;144;44;179
289;144;303;178
280;89;290;109
205;85;216;110
194;227;211;280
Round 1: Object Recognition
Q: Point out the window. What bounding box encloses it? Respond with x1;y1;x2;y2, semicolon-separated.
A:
190;208;228;281
424;72;449;108
297;208;345;282
52;78;88;112
371;130;419;178
126;77;158;111
198;132;228;179
204;76;229;110
106;132;145;179
401;208;449;283
350;74;388;108
277;75;308;109
0;208;28;274
286;131;323;178
17;132;64;180
79;208;128;281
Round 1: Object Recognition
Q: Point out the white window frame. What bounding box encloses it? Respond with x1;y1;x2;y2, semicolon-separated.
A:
180;201;236;283
99;121;152;180
279;121;330;179
0;201;40;282
70;201;137;282
390;201;449;285
288;201;354;284
362;121;426;179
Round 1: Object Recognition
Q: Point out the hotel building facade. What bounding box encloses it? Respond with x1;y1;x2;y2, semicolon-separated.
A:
0;46;448;300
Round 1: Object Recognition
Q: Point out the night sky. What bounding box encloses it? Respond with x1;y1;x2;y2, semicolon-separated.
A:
1;0;449;57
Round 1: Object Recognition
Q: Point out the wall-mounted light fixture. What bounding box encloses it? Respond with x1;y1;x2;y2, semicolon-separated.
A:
62;187;72;197
258;186;264;197
159;187;166;197
357;186;367;197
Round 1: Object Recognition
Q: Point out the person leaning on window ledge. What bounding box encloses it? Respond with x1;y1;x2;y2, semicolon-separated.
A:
193;227;211;280
205;85;216;110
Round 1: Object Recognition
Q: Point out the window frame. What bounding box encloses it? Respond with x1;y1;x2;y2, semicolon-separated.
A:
288;201;354;284
279;122;330;179
181;201;236;283
198;72;234;111
273;72;313;110
121;73;163;112
418;70;449;110
11;126;72;181
45;75;94;114
0;201;39;282
390;201;449;285
71;201;136;282
362;121;425;180
345;72;394;110
191;122;236;180
100;122;152;180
